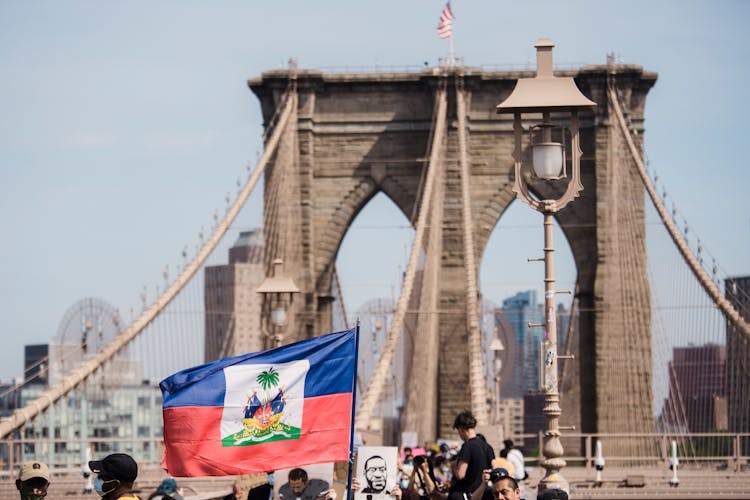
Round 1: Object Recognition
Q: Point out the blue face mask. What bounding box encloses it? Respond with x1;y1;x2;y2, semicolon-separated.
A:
400;479;409;489
93;477;117;497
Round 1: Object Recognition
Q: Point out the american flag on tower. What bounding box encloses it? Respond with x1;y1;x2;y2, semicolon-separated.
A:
437;2;454;39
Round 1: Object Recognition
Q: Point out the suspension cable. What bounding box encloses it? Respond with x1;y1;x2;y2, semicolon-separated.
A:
456;74;489;424
607;82;750;341
0;89;297;439
355;82;448;430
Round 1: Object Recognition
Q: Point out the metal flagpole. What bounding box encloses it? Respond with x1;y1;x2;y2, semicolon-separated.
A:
346;321;361;500
449;32;455;66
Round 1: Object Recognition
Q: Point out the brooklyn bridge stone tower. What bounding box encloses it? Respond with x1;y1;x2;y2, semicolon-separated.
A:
249;62;657;444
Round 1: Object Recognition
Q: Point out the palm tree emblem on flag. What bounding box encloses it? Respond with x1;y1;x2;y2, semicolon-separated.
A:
221;365;303;446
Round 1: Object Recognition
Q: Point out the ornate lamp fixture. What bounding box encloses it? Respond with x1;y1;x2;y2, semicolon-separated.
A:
496;39;596;494
256;258;299;347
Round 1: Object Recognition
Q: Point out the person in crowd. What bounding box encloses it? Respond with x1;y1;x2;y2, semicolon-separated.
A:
536;489;567;500
88;453;140;500
491;452;515;481
470;469;520;500
148;478;183;500
448;411;495;500
400;450;414;477
279;468;333;500
15;460;50;500
501;441;525;483
406;455;435;500
431;455;451;493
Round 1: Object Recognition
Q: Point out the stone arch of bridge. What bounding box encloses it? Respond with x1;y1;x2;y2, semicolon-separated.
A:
251;66;656;445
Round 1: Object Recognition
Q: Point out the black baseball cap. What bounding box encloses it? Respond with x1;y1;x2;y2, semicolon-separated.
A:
89;453;138;483
489;468;512;484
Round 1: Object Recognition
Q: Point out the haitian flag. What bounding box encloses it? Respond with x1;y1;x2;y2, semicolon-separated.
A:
160;328;357;476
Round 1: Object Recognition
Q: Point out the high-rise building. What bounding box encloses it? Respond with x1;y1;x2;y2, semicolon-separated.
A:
24;344;48;385
725;275;750;443
501;290;544;396
661;344;727;433
204;230;265;362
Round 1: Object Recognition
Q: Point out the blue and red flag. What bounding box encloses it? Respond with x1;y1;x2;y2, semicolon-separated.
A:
160;328;357;477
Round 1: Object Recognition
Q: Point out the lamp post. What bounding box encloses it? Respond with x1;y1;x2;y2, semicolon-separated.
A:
496;39;595;493
256;258;300;347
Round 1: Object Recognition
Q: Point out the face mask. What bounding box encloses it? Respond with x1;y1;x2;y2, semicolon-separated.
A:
400;479;409;489
93;477;118;497
441;467;450;474
20;489;47;500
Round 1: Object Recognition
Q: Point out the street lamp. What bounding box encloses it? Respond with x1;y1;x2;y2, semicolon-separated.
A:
496;39;595;494
256;258;300;347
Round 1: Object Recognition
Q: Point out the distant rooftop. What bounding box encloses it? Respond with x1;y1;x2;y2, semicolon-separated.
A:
233;229;263;249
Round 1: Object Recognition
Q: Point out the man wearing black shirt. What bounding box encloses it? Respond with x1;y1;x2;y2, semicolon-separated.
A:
449;411;495;500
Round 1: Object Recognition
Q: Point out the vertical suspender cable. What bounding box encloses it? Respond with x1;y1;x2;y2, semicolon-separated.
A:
0;90;297;440
356;84;448;431
456;76;489;424
608;84;750;341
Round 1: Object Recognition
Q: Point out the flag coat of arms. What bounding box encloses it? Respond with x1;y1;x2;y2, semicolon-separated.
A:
160;328;357;477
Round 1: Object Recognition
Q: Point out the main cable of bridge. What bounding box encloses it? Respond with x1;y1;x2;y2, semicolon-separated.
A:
0;84;299;440
608;74;750;341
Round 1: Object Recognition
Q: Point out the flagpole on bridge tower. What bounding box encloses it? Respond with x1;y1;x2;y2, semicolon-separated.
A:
437;2;455;66
449;32;456;67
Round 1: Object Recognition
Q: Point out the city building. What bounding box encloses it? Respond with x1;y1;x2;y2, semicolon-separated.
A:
726;275;750;446
661;344;727;433
18;357;163;468
523;393;546;439
500;291;570;397
501;290;543;397
204;229;265;361
24;345;48;386
497;397;524;445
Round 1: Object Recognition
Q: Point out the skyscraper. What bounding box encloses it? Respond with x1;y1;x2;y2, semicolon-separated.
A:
725;275;750;444
24;344;48;386
204;230;265;361
661;344;727;433
501;290;544;396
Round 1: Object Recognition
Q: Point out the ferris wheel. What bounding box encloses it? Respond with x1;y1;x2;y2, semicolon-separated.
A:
51;297;122;382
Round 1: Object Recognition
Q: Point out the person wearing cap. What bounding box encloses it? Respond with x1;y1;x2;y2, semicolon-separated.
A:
147;478;183;500
88;453;140;499
16;461;50;500
470;469;520;500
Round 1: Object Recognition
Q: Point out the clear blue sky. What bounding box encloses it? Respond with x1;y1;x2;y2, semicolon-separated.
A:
1;1;748;381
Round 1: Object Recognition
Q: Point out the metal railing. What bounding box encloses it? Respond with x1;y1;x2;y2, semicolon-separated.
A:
513;432;750;472
0;432;747;475
0;436;164;476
